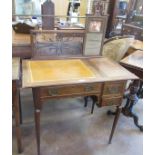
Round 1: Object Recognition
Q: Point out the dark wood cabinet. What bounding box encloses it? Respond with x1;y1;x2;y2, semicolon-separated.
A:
105;0;140;37
122;23;143;41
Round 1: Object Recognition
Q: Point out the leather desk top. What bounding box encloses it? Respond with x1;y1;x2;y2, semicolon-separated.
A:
28;59;95;82
22;58;138;88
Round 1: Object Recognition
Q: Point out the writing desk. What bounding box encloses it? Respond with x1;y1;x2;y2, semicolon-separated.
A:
22;58;137;155
12;57;22;153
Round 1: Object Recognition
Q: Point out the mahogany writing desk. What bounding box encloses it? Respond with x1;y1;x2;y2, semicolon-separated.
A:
12;57;22;153
22;58;137;155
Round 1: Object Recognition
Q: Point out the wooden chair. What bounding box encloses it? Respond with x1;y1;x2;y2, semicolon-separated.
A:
102;35;135;62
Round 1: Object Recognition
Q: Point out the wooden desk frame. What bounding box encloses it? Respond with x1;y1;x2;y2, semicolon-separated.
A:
32;84;122;155
22;58;138;155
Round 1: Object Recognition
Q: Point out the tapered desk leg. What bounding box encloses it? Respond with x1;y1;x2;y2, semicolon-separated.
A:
32;88;41;155
35;109;41;155
109;106;122;144
84;96;98;114
19;91;23;124
13;81;23;153
84;96;88;107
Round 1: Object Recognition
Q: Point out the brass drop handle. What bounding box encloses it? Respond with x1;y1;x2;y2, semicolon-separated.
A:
108;101;114;106
48;89;59;96
107;87;119;94
85;85;93;92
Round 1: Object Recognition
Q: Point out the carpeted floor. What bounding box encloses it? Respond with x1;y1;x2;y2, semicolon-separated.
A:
13;88;143;155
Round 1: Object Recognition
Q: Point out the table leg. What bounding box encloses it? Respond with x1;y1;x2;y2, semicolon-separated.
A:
122;80;143;131
84;96;98;114
84;96;88;107
19;91;23;124
13;82;23;153
32;88;42;155
109;106;122;144
137;81;143;99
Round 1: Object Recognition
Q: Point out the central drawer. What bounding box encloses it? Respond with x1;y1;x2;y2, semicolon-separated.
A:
40;83;102;99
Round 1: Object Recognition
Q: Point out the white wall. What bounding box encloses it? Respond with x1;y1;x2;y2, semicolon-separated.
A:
15;0;69;15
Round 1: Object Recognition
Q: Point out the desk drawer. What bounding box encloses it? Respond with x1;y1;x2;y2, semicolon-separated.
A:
40;83;101;98
101;96;122;107
103;81;126;97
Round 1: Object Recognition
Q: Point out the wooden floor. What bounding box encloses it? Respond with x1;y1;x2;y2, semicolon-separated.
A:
12;88;143;155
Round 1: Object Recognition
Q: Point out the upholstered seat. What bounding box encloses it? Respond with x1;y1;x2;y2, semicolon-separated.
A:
102;36;135;62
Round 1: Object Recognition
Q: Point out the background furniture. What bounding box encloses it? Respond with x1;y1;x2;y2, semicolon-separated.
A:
106;0;143;37
120;50;143;79
119;50;143;131
123;39;143;57
41;0;55;30
12;30;31;58
12;14;108;59
122;23;143;41
102;35;135;61
12;57;22;153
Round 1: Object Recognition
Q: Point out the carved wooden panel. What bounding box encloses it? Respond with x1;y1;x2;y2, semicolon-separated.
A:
31;30;85;59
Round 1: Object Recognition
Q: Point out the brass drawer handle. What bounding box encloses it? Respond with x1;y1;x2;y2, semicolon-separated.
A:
85;85;94;92
48;89;59;96
106;87;119;94
108;101;115;106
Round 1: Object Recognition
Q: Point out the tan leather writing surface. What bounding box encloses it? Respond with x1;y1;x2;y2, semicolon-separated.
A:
22;58;138;88
28;59;95;83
